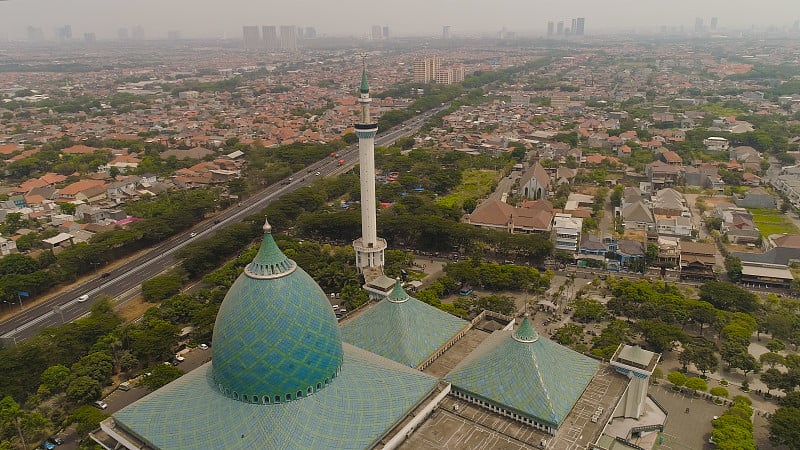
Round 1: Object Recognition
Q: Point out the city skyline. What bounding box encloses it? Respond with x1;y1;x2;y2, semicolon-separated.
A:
0;0;799;40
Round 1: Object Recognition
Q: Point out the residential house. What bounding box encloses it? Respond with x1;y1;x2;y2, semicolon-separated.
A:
647;161;681;190
656;216;694;237
621;201;655;230
768;234;800;250
735;187;776;209
0;236;17;256
658;149;682;166
56;179;108;204
552;213;583;253
679;242;717;281
614;239;645;271
651;188;689;217
719;208;761;244
703;136;729;152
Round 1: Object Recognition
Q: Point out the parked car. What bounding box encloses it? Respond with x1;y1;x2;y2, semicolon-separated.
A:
118;381;131;391
46;436;64;446
199;343;209;350
38;441;55;450
93;400;108;410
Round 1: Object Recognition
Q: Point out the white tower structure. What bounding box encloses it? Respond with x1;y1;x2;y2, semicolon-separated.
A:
609;344;660;419
353;58;387;277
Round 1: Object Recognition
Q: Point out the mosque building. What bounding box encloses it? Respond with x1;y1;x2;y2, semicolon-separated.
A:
91;68;663;450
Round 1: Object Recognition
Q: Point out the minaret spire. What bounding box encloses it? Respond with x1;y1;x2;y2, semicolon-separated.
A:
352;55;387;280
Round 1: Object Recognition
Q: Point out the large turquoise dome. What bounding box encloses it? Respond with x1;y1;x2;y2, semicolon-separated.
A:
211;219;343;404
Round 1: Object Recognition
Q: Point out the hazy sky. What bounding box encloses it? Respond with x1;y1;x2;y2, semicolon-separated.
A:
1;0;799;39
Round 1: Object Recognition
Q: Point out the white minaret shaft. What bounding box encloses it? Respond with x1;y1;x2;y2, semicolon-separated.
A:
352;57;386;274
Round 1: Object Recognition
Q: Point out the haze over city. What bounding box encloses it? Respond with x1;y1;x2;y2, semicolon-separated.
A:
1;0;800;39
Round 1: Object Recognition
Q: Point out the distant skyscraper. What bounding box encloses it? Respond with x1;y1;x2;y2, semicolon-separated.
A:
571;18;577;34
55;25;72;41
710;17;718;30
305;27;317;39
557;21;564;35
576;18;585;36
167;31;181;40
694;17;704;32
243;26;261;49
262;26;278;49
117;27;129;40
83;32;96;43
382;26;389;39
279;25;298;51
353;58;386;276
132;26;145;40
442;25;451;40
547;21;554;36
371;25;382;40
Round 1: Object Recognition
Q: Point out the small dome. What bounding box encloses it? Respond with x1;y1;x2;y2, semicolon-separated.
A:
212;219;343;403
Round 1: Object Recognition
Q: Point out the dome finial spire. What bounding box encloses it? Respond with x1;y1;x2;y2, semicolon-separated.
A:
359;54;369;94
263;217;272;233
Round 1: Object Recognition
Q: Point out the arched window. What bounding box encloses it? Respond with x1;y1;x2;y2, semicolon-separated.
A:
286;393;292;401
307;387;313;395
264;396;270;404
233;392;239;400
297;390;302;399
242;395;248;402
274;395;281;403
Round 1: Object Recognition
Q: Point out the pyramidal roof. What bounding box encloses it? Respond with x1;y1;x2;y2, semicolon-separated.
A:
444;318;598;429
340;281;469;368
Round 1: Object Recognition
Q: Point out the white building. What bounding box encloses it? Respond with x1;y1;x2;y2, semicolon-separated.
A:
703;136;729;152
552;213;582;253
0;236;17;256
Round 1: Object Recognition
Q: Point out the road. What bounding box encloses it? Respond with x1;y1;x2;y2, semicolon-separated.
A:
0;107;445;345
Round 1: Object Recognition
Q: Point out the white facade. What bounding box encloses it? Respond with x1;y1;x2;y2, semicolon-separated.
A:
552;213;582;252
353;65;386;273
0;236;17;256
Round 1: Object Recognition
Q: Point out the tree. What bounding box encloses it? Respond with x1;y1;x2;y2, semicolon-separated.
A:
66;376;102;404
38;364;71;395
767;338;786;353
473;295;516;315
761;368;784;395
70;405;108;436
760;352;785;369
573;298;607;323
141;273;185;303
770;406;800;449
140;364;184;390
71;351;114;384
725;256;743;282
667;371;687;389
681;343;718;376
710;386;729;398
699;282;758;313
341;282;369;311
685;376;708;395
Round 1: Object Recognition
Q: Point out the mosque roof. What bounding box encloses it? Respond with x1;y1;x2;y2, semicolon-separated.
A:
340;281;469;368
211;219;343;403
444;317;598;429
113;343;438;450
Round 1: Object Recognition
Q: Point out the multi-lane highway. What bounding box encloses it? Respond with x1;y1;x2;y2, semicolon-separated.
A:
0;108;444;345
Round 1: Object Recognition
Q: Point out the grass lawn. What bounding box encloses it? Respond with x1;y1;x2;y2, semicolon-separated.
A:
436;169;498;209
748;208;800;237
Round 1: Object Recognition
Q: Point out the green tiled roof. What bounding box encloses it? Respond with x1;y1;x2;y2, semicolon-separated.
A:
113;344;438;450
444;323;598;428
211;220;343;403
340;282;469;368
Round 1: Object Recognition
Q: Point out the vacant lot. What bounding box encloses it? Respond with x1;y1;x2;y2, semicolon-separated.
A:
748;208;800;237
436;169;499;210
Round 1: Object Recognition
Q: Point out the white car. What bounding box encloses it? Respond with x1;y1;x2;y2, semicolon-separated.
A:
315;171;321;176
175;355;185;362
93;400;108;410
190;232;197;238
199;344;209;350
77;294;89;302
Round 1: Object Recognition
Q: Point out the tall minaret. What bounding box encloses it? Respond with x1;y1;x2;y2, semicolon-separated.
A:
353;57;387;277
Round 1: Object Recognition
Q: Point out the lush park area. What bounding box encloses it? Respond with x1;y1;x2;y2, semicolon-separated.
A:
435;168;500;210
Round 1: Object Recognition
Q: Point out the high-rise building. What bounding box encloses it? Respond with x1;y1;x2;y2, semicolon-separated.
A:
694;17;704;33
279;25;297;51
571;18;577;34
243;26;261;49
371;25;382;40
382;26;389;39
353;59;387;277
55;25;72;41
557;21;564;35
413;56;441;83
132;26;145;40
710;17;718;30
83;32;96;43
547;21;554;36
262;26;278;49
575;17;585;36
442;25;451;40
305;27;316;39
